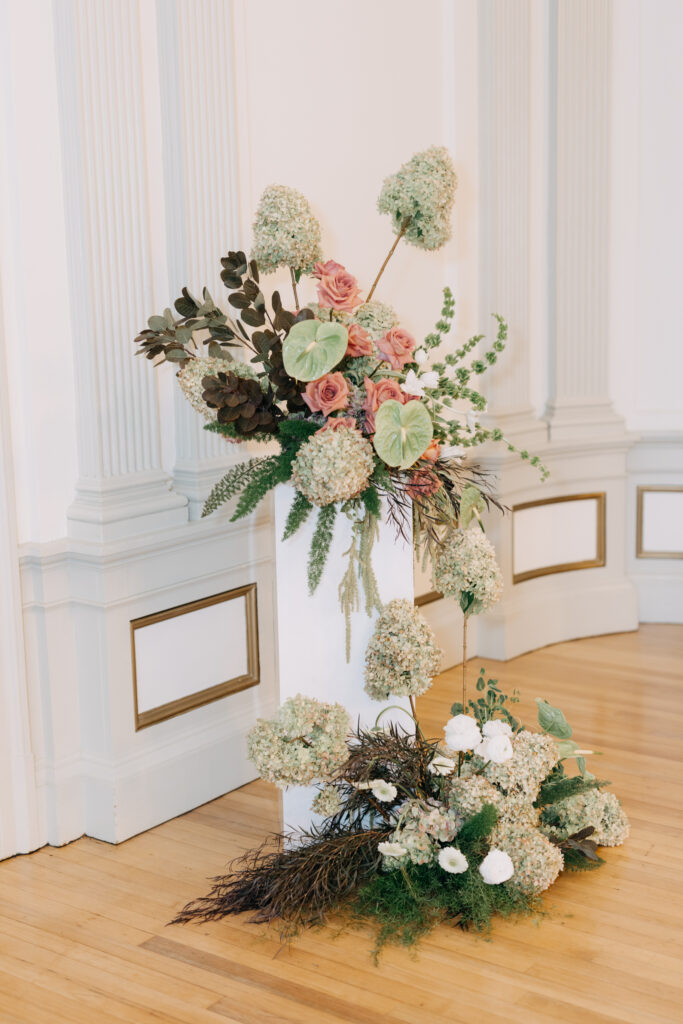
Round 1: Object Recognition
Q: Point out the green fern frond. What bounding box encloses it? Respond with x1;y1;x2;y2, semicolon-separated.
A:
231;453;292;521
307;504;338;594
202;457;276;518
282;489;313;540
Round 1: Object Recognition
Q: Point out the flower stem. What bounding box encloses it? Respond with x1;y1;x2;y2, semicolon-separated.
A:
462;611;468;710
366;216;411;302
289;267;300;310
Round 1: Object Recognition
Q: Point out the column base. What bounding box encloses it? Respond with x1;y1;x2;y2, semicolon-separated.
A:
67;470;188;542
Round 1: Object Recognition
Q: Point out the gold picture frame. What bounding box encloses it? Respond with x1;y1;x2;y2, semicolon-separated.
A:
636;485;683;559
130;583;260;730
414;590;443;608
512;493;606;584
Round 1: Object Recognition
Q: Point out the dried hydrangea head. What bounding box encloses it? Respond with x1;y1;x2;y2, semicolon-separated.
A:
364;598;442;701
433;526;503;614
491;817;564;894
311;784;343;818
541;789;630;847
291;424;374;507
177;356;257;421
251;184;323;275
351;301;399;340
447;773;504;818
247;694;350;788
377;146;457;251
476;730;560;801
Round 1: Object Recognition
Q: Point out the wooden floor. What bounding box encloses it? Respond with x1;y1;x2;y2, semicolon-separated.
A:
1;625;682;1024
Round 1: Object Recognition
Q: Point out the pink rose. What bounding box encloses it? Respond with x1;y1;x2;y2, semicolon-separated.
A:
316;416;357;434
376;326;416;370
316;261;363;312
313;259;344;278
421;439;442;463
362;375;407;433
346;324;374;358
303;372;350;416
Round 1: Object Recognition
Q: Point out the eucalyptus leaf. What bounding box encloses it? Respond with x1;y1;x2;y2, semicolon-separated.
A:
282;319;348;381
148;315;167;331
372;399;433;470
536;698;573;739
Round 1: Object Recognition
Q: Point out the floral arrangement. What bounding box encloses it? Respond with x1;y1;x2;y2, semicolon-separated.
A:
173;540;629;958
173;673;628;957
135;146;547;655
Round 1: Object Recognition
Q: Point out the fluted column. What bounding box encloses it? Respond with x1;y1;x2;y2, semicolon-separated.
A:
545;0;624;440
478;0;546;445
54;0;188;541
157;0;246;517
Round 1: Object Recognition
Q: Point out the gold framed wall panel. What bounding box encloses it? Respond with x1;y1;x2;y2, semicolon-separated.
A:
636;485;683;559
512;493;606;584
130;583;260;730
414;590;443;608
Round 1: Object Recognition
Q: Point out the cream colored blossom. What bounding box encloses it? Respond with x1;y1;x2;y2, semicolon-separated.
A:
364;599;442;701
433;527;503;614
251;184;322;274
541;789;630;847
291;425;374;507
378;146;457;252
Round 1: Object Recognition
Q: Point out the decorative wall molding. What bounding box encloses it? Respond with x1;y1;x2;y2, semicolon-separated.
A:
545;0;625;442
19;511;277;845
512;493;606;583
53;0;188;540
636;486;683;560
131;582;260;729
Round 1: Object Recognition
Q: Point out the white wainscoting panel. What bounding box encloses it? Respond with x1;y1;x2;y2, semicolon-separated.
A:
132;586;258;726
513;495;605;582
638;488;683;558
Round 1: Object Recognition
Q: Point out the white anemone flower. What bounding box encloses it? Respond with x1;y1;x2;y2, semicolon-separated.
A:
443;714;482;753
482;720;513;738
378;841;407;858
438;847;468;874
479;848;514;884
428;754;457;776
475;733;514;764
370;779;398;802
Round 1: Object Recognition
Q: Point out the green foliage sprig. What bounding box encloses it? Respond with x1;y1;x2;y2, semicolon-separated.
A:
451;669;521;731
282;489;313;540
307;504;338;593
202;457;278;518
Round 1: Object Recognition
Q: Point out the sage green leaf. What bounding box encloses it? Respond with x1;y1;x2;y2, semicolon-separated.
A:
282;319;348;381
460;484;485;528
372;399;433;470
536;698;573;739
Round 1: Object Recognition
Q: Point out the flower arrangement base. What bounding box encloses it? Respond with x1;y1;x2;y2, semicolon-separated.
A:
273;484;414;834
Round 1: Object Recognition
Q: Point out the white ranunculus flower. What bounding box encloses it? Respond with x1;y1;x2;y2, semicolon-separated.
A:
400;369;425;397
482;719;513;738
370;779;398;802
475;733;514;764
378;841;407;858
479;848;514;885
419;370;439;389
443;714;482;753
428;754;457;776
414;347;428;365
438;846;468;874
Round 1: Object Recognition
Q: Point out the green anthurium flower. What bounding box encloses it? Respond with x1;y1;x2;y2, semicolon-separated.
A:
460;484;485;529
372;399;433;470
282;319;348;381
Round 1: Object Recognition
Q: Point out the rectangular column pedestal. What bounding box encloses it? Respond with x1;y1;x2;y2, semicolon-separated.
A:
274;485;414;833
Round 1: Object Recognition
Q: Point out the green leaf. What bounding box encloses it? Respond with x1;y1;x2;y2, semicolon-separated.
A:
148;315;167;331
372;400;433;470
282;319;348;381
460;484;485;528
536;698;572;739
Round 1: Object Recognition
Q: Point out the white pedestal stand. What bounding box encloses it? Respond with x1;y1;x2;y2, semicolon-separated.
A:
273;484;414;834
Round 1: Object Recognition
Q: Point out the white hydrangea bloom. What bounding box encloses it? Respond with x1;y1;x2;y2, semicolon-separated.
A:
433;526;503;614
378;146;457;252
251;184;322;274
291;426;374;507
